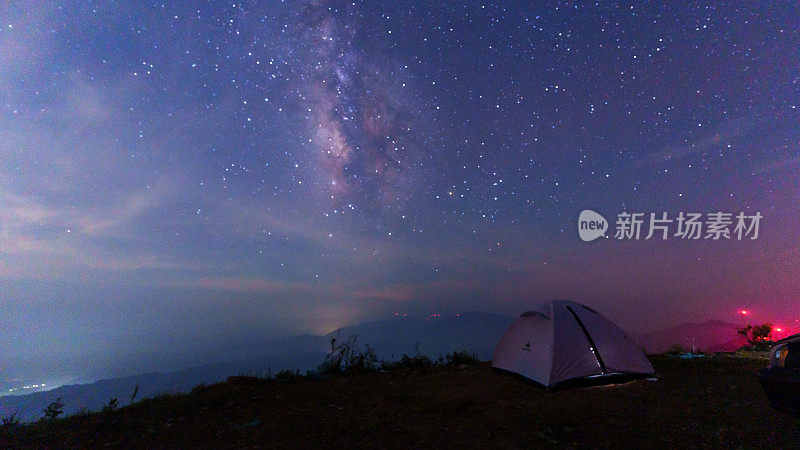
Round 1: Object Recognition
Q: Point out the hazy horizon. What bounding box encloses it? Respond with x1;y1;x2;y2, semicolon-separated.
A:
0;305;779;396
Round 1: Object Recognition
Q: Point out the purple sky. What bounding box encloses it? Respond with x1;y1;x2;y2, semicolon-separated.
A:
1;1;798;386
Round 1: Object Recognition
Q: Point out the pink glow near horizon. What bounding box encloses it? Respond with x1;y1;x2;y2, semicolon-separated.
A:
734;308;799;339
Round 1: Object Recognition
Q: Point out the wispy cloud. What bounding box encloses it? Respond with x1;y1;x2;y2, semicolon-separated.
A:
0;72;189;280
758;150;800;174
0;191;58;226
0;4;55;86
629;114;763;170
348;278;483;302
76;177;180;236
195;277;319;294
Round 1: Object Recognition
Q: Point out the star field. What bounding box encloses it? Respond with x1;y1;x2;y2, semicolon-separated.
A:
0;1;798;382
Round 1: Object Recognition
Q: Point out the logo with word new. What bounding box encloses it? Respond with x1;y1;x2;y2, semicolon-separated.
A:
578;210;762;242
578;210;609;242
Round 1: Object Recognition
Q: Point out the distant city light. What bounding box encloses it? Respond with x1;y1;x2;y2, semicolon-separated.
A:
8;383;46;393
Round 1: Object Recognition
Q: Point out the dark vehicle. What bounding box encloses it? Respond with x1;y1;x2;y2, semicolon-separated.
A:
759;334;800;416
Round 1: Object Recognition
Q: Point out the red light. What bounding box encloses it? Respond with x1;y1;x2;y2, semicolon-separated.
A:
739;310;749;315
776;327;783;332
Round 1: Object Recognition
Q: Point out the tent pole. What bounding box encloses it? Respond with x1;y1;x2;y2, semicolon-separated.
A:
565;306;608;374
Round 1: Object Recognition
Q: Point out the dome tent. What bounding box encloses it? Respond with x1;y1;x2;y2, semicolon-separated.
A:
492;300;654;389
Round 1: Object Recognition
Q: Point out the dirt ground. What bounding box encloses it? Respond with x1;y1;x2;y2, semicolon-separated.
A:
4;355;798;449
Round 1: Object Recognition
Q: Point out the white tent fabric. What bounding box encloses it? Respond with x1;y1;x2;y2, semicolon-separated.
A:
492;300;654;388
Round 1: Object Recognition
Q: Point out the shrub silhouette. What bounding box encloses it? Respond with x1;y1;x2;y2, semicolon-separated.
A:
0;412;21;442
439;351;480;366
317;336;379;375
665;344;687;355
129;385;139;405
42;398;64;421
275;369;302;381
738;323;774;351
380;354;433;371
102;398;119;413
1;413;19;428
317;337;480;373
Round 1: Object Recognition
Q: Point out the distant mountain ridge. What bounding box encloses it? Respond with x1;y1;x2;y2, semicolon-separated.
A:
0;312;513;422
634;320;749;354
0;354;325;423
3;314;754;422
326;311;513;361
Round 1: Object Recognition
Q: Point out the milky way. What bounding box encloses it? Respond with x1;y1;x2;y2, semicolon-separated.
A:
293;1;422;213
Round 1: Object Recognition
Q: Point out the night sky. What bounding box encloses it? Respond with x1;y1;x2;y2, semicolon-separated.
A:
1;2;799;385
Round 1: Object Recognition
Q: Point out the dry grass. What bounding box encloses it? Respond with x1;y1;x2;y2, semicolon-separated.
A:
3;355;797;449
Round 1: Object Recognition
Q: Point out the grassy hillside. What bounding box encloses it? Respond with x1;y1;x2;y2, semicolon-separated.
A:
2;355;797;448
